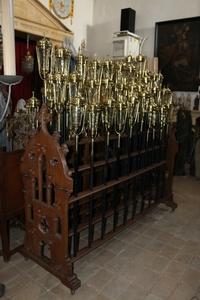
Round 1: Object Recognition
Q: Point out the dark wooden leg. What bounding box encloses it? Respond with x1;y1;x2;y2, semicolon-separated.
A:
0;283;5;297
62;260;81;293
0;219;10;262
164;193;178;211
163;125;178;211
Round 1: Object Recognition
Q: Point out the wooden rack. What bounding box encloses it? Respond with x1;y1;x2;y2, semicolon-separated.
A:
20;104;177;293
0;150;24;261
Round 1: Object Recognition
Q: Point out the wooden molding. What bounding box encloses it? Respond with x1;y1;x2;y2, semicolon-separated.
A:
14;0;73;45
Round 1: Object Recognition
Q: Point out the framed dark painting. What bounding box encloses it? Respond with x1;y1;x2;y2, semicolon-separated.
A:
155;16;200;91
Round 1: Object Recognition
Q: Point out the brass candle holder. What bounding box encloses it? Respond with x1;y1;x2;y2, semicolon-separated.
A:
26;91;40;130
86;103;101;189
35;36;174;169
36;37;53;102
68;96;86;195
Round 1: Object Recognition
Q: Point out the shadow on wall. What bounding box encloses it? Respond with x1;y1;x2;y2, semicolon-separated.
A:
136;27;154;57
87;22;117;57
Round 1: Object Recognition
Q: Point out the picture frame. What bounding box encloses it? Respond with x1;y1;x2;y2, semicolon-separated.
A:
154;16;200;91
49;0;74;19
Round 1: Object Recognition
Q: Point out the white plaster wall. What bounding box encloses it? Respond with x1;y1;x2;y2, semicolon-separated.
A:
38;0;94;51
1;0;198;58
91;0;200;57
89;0;142;57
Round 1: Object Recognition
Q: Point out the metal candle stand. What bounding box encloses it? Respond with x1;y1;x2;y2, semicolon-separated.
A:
20;37;178;294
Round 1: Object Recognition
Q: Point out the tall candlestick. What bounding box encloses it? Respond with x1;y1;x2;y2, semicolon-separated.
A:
153;57;158;73
1;0;16;75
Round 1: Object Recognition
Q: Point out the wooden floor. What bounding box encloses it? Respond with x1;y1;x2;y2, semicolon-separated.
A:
0;176;200;300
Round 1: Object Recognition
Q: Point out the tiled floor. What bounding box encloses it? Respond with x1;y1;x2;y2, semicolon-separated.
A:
1;176;200;300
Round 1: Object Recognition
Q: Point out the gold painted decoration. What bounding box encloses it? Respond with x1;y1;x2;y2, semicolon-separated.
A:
49;0;74;22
